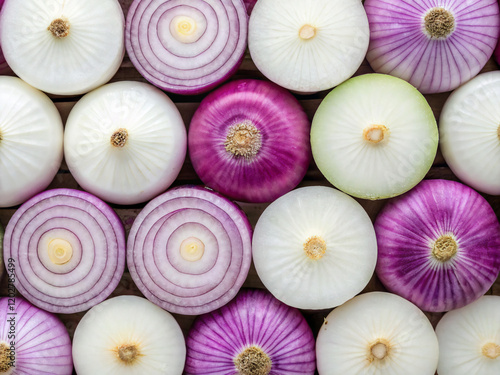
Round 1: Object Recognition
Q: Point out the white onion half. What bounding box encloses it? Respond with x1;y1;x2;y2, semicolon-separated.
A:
440;71;500;195
0;76;63;207
0;0;124;95
252;186;377;310
248;0;369;93
316;292;439;375
64;81;187;205
73;295;186;375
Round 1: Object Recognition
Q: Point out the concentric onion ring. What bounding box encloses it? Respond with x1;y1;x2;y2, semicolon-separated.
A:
3;189;126;314
126;0;248;95
127;186;252;315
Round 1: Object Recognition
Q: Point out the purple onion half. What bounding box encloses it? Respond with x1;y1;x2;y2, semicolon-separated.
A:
365;0;500;94
189;79;311;203
495;39;500;66
375;179;500;312
127;185;253;315
0;297;73;374
0;0;8;74
185;288;316;375
3;189;126;314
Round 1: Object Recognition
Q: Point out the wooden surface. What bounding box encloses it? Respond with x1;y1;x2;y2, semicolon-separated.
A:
0;0;500;373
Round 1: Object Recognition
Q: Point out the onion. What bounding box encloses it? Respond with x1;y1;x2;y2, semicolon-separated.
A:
243;0;257;15
375;179;500;312
188;79;311;203
495;39;500;65
316;292;439;375
248;0;369;93
73;295;186;375
185;288;316;375
0;297;73;374
311;73;438;200
127;185;252;315
0;0;10;75
436;295;500;375
64;81;187;205
252;186;377;310
3;189;126;314
0;0;124;95
440;71;500;195
0;224;3;281
0;76;63;208
365;0;500;94
125;0;248;95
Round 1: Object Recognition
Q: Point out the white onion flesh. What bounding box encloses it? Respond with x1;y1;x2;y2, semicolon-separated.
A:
440;71;500;195
0;0;124;95
316;292;439;375
252;186;377;310
73;295;186;375
0;76;63;207
248;0;369;93
64;81;187;205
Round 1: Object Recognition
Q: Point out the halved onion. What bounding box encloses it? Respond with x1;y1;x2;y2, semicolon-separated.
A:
0;0;10;75
311;74;438;200
3;189;126;314
127;186;252;315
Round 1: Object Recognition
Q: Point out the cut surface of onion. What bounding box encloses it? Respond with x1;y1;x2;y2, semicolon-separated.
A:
73;295;185;375
375;179;500;312
0;297;73;375
189;79;311;203
0;76;63;208
3;189;126;314
248;0;369;93
126;0;247;95
365;0;500;94
127;185;252;315
316;292;439;375
64;81;187;205
436;296;500;375
440;71;500;195
185;288;316;375
252;186;377;310
311;73;438;200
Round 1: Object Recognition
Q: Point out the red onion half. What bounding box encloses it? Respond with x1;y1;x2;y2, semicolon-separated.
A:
495;38;500;66
375;179;500;312
0;297;73;374
365;0;500;94
189;79;311;203
3;189;126;314
0;0;8;75
185;288;316;375
127;186;252;315
126;0;248;95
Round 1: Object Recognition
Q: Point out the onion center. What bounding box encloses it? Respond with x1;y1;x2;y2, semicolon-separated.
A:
48;238;73;265
368;339;391;362
424;8;455;39
303;236;327;260
363;124;389;144
482;342;500;359
299;24;317;40
497;124;500;141
110;128;129;148
48;18;71;38
170;15;200;43
224;122;262;159
432;235;458;262
116;344;141;365
180;237;205;262
234;346;272;375
0;343;12;372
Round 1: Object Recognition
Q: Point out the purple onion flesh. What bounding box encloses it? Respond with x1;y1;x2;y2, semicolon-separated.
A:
375;179;500;312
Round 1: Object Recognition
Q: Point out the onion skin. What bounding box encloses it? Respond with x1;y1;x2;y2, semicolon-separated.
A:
0;0;10;75
365;0;500;94
495;39;500;65
185;288;316;375
375;179;500;312
243;0;257;15
189;79;311;203
0;297;73;374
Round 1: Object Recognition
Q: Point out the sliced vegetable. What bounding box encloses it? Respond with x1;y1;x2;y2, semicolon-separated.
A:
185;288;316;375
189;79;311;203
3;189;126;314
0;0;10;75
375;179;500;312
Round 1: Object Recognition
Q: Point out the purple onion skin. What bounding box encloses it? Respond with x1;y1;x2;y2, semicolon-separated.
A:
0;297;73;374
375;179;500;312
189;79;311;203
243;0;257;15
365;0;500;94
185;288;316;375
495;39;500;65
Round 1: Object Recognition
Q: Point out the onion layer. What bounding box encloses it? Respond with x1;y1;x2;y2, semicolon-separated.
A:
3;189;126;314
127;186;252;315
